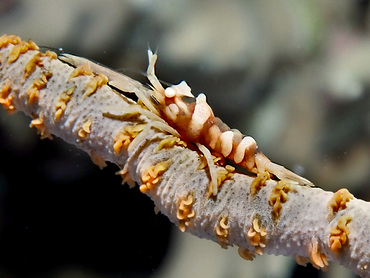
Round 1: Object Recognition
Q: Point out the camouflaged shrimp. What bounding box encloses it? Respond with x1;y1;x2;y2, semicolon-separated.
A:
60;50;313;196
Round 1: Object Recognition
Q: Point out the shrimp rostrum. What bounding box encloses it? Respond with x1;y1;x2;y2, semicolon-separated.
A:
59;50;313;196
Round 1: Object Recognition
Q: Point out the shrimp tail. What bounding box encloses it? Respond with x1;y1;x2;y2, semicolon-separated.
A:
255;152;313;187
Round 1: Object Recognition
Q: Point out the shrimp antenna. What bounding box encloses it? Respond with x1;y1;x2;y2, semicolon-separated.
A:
39;45;65;55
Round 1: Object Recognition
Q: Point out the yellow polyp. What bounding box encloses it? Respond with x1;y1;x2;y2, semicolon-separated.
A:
215;215;230;249
54;109;63;121
69;63;94;78
155;136;187;153
225;165;235;172
54;85;76;121
309;238;329;270
116;167;136;188
198;157;207;170
26;72;52;105
24;52;44;81
113;124;146;155
212;152;225;166
250;172;270;195
26;39;39;51
32;76;44;88
0;34;21;49
329;214;352;252
0;82;15;112
82;118;92;133
216;165;234;187
329;189;354;215
238;246;256;261
269;181;294;220
84;74;108;97
89;151;107;169
205;165;235;198
154;206;160;215
139;184;149;193
247;218;267;255
30;113;52;140
0;94;15;113
176;193;195;232
77;118;92;139
27;87;39;105
8;43;22;63
113;133;131;154
140;159;172;193
8;40;31;63
0;82;11;100
199;151;225;169
44;50;58;59
127;124;146;134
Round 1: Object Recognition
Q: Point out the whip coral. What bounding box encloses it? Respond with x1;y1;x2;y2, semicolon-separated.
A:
1;34;370;277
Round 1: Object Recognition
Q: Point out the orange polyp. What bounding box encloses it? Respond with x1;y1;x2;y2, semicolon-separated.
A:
26;72;52;105
44;50;58;60
309;238;329;270
78;118;92;139
140;160;171;193
26;39;39;51
89;150;107;169
247;218;267;255
250;172;270;195
215;215;230;248
8;40;32;63
329;215;352;252
212;165;234;195
54;85;76;121
113;124;146;155
84;74;108;97
113;133;131;154
269;181;294;220
218;165;234;182
0;34;21;49
27;87;39;104
329;189;354;215
177;194;195;232
69;63;94;78
24;52;44;81
30;113;52;140
116;167;136;188
0;82;14;112
155;136;187;153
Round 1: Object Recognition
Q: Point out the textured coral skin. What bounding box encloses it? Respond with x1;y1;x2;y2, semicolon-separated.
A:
1;35;370;277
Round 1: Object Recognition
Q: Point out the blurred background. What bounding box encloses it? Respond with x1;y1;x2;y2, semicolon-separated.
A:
0;0;369;277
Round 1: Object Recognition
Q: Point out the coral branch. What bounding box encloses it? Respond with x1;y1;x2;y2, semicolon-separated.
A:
1;34;370;277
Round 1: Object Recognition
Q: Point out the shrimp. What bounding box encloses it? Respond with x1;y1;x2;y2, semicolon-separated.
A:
58;50;313;196
145;50;313;194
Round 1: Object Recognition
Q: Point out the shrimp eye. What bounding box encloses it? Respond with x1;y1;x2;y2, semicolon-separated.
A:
182;96;196;104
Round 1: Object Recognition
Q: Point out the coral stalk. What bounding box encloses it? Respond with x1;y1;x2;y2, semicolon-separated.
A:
1;35;370;277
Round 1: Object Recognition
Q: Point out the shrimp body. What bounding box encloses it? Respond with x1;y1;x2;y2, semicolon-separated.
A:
146;50;313;189
58;49;312;195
